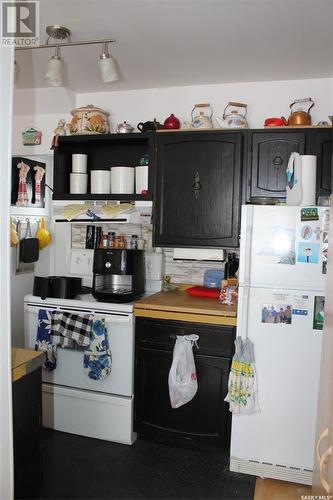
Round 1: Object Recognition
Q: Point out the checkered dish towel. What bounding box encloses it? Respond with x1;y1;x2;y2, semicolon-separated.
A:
50;311;93;348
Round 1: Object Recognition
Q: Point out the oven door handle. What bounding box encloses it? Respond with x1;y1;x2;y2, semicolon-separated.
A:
25;304;132;323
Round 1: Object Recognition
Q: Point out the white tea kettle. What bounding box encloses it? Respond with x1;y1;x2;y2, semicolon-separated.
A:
286;153;317;206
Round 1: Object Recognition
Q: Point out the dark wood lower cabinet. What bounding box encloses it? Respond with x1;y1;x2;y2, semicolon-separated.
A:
12;367;42;500
134;318;235;448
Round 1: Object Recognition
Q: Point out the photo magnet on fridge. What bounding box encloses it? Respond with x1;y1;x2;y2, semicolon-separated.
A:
313;296;325;331
300;207;319;221
297;242;319;264
262;304;292;325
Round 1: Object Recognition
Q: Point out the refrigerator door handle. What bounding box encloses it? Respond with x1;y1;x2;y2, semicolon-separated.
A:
238;287;250;340
239;205;254;285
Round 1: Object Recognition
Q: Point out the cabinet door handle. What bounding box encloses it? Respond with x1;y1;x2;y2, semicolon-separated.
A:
273;155;283;166
192;171;201;198
319;444;333;493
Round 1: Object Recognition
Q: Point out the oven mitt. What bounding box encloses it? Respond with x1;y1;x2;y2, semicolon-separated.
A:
35;309;57;371
83;318;112;380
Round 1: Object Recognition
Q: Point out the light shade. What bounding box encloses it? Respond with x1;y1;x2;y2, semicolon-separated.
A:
44;46;63;87
99;42;119;83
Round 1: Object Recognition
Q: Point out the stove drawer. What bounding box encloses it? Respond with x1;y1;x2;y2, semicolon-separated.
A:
42;383;136;445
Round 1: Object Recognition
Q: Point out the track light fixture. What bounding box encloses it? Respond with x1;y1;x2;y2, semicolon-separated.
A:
99;42;119;83
15;26;118;88
44;45;64;87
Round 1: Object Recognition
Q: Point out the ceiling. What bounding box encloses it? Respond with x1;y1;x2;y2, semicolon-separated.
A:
15;0;333;93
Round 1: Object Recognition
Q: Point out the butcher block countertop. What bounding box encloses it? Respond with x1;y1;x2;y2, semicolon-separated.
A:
134;289;237;326
12;348;44;383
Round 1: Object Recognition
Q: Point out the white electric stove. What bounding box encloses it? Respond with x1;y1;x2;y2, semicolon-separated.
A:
24;294;137;445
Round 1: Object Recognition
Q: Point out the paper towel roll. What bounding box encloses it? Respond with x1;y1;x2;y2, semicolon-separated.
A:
301;155;316;206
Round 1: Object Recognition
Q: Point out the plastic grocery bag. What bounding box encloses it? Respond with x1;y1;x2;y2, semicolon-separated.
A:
168;334;199;409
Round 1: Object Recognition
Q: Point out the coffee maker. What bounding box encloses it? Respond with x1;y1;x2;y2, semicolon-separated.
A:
92;248;145;302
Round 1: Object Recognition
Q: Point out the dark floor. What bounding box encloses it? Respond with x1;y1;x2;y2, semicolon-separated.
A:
40;429;255;500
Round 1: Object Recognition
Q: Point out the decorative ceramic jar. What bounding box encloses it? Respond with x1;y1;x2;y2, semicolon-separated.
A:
164;113;181;129
68;104;110;135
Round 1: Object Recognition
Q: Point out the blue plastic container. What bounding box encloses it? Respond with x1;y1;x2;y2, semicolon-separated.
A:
203;269;224;289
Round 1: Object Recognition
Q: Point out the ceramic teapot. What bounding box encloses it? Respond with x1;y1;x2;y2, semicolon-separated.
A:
137;119;164;132
186;103;213;129
116;121;135;133
288;98;314;126
164;114;180;130
216;102;248;128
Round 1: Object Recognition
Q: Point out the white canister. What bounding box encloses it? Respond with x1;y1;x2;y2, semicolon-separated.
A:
111;167;134;194
70;173;88;194
135;166;149;194
91;170;111;194
72;154;88;173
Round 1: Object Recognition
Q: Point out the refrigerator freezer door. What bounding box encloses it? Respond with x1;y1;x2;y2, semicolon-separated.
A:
231;285;323;471
239;205;328;291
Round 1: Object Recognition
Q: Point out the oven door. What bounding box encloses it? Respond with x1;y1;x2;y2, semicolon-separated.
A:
24;302;134;397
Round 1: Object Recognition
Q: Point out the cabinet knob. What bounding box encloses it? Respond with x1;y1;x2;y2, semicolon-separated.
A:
273;155;283;167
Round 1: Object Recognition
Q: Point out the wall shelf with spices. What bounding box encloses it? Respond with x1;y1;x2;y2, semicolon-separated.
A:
53;132;155;201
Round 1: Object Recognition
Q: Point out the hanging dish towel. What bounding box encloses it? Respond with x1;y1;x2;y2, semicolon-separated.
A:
83;319;112;380
50;311;93;348
224;337;259;415
35;309;57;370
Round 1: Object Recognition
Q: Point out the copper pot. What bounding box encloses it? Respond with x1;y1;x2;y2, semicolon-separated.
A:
288;98;314;126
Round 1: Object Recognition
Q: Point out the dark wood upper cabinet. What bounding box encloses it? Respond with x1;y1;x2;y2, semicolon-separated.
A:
306;129;332;197
247;131;305;202
154;131;243;248
53;133;155;201
246;128;332;203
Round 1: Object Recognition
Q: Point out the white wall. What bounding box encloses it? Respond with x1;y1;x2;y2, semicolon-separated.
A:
76;77;333;131
13;77;333;141
13;88;75;155
0;46;14;500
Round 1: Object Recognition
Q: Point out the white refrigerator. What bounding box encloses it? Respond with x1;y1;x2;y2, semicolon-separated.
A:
230;205;329;485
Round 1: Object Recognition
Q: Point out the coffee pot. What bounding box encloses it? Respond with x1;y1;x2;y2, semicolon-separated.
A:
288;98;314;126
116;121;135;133
216;102;248;128
137;119;164;132
185;103;213;129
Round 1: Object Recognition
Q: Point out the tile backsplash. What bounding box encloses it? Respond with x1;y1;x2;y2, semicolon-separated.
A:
164;248;234;285
70;223;237;286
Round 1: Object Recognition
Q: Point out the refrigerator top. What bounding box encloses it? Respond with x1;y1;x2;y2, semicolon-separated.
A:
238;205;329;291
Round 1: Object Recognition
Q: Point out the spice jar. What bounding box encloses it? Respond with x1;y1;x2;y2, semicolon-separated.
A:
108;232;115;248
117;235;126;249
101;233;108;248
130;235;138;249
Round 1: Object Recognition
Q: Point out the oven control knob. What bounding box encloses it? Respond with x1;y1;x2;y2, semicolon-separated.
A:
105;262;111;269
